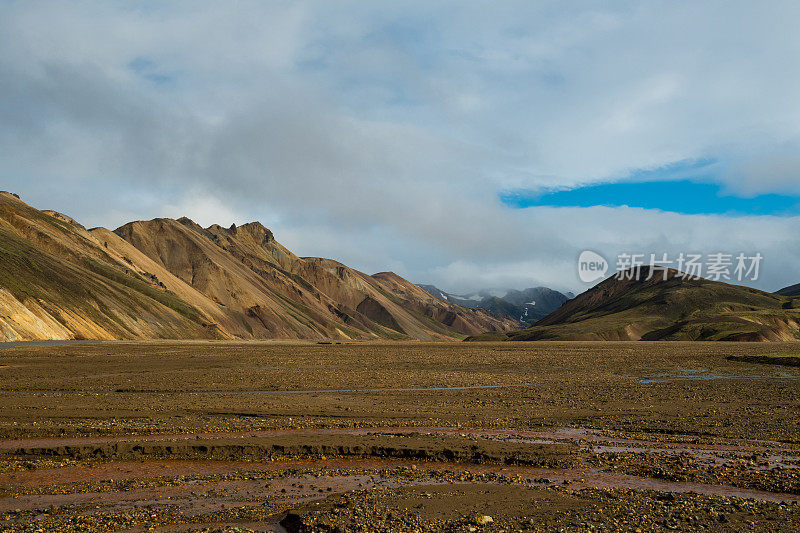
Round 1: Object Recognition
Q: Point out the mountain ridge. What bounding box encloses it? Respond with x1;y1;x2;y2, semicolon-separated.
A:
468;266;800;342
0;192;519;341
777;283;800;297
418;284;571;324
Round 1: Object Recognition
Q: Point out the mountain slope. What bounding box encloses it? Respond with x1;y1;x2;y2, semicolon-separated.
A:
418;285;570;324
468;266;800;342
777;283;800;297
0;192;211;341
113;218;518;340
0;192;518;341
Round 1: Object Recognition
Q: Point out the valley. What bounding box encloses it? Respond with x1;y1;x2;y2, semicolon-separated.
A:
4;2;800;531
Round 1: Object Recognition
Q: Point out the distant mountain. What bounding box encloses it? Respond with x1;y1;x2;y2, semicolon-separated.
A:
418;285;571;325
777;283;800;297
468;266;800;342
0;192;520;341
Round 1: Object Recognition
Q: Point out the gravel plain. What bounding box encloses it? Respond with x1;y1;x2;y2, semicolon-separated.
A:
0;340;798;531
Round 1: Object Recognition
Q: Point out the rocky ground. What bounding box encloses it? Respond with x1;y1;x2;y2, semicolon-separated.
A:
0;340;798;531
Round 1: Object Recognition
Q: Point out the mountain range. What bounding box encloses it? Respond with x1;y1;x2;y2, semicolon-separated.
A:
417;285;572;324
0;192;520;342
469;266;800;342
4;191;799;344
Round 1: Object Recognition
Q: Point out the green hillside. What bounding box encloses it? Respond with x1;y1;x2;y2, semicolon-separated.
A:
468;267;800;342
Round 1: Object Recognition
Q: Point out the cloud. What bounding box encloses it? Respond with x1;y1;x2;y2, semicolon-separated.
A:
722;143;800;196
2;1;800;294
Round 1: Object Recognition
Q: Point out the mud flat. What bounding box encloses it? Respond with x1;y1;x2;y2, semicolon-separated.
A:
1;340;799;531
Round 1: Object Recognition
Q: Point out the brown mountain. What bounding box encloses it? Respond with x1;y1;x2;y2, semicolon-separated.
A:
0;192;519;341
469;266;800;342
777;283;800;297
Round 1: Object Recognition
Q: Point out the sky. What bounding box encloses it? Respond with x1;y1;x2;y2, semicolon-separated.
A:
2;0;800;294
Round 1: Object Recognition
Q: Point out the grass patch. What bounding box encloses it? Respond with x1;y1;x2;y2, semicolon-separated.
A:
80;257;203;322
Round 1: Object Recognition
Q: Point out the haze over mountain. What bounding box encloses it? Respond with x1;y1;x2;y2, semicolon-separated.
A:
469;267;800;342
418;285;572;325
0;192;519;342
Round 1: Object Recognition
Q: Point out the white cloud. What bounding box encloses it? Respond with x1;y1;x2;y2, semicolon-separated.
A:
2;1;800;294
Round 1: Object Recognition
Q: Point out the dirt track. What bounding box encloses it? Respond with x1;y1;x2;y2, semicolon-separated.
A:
1;341;799;531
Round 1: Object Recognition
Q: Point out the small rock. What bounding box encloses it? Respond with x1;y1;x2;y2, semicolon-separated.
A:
476;515;494;525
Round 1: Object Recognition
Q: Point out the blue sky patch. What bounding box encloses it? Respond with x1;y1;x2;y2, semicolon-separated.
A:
501;179;800;216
